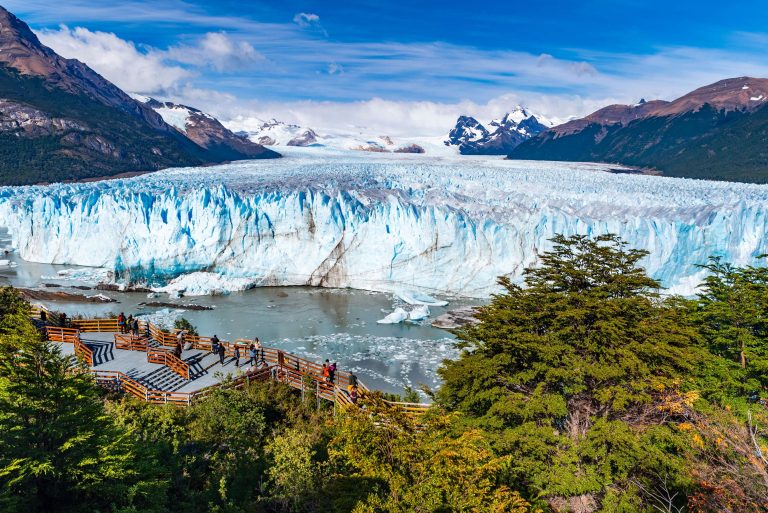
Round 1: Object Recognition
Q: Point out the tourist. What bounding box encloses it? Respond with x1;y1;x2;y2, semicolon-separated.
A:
40;309;47;322
217;342;226;365
328;361;337;383
322;361;330;382
234;345;241;367
248;344;257;367
173;341;182;359
253;337;264;366
176;329;186;348
59;311;67;328
132;318;140;336
349;374;358;387
348;384;358;405
211;334;220;355
118;312;125;333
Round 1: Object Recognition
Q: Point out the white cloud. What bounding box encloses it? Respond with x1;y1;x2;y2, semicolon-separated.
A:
166;32;265;72
36;25;190;93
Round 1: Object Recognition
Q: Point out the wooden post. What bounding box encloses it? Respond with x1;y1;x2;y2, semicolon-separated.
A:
316;380;320;409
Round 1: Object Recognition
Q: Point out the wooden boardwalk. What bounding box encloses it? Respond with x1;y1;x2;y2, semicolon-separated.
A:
35;305;430;415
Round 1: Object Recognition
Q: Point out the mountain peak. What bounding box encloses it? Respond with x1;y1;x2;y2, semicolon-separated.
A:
446;108;548;154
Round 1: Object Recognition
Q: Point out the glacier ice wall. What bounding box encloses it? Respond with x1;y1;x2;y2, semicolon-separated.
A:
1;149;767;297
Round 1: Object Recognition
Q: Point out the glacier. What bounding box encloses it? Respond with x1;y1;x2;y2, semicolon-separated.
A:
1;148;768;298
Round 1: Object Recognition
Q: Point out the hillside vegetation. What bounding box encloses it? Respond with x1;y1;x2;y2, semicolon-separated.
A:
510;103;768;183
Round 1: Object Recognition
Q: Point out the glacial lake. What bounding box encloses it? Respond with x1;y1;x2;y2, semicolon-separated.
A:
1;228;478;396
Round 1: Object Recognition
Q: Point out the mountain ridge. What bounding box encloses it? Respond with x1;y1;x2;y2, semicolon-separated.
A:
508;77;768;183
0;6;278;186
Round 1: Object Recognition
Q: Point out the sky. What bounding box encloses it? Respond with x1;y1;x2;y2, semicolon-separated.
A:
5;0;768;136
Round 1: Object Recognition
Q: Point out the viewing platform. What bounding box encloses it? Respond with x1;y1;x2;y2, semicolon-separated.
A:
36;306;430;415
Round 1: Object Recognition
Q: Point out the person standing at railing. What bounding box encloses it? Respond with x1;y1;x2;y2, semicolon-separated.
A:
211;335;220;355
328;361;337;384
233;345;241;367
217;342;226;365
322;361;330;382
131;318;140;337
348;384;359;405
248;344;256;367
118;312;125;333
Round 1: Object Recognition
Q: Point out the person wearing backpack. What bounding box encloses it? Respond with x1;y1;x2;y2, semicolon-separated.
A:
233;345;241;367
211;335;220;355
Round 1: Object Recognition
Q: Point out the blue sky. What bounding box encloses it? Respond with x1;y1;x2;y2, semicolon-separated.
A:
5;0;768;134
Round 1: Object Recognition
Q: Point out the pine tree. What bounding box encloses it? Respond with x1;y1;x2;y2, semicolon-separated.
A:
0;289;166;512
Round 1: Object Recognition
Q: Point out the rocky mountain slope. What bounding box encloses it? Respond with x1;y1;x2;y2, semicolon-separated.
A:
509;77;768;182
445;107;551;155
0;6;277;186
133;96;278;161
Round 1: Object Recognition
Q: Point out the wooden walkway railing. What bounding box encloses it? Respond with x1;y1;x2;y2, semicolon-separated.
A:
45;326;80;343
146;348;190;380
74;337;94;366
38;313;430;415
114;334;149;351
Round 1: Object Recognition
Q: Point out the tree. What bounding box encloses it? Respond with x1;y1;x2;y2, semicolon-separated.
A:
0;289;166;513
437;234;701;511
695;257;768;392
330;397;532;512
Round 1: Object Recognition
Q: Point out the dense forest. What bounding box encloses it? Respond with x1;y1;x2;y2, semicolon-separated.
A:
1;234;768;512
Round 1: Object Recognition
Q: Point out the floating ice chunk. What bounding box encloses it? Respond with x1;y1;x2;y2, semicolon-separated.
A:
396;290;448;307
377;307;409;324
408;304;430;321
0;259;15;267
147;292;160;298
156;272;254;297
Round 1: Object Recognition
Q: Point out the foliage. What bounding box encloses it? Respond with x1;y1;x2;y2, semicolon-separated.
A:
174;317;199;336
331;398;532;513
0;290;166;512
437;234;765;511
694;257;768;395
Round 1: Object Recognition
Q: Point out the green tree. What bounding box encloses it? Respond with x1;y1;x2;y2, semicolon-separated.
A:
0;289;166;513
695;257;768;393
331;397;531;513
437;234;701;511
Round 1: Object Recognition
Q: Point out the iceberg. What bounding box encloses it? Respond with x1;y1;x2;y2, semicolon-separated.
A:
408;305;431;321
377;308;409;324
1;148;768;297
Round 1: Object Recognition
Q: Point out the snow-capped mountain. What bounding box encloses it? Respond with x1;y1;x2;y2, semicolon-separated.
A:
226;118;319;147
226;117;433;154
132;96;278;160
445;107;552;155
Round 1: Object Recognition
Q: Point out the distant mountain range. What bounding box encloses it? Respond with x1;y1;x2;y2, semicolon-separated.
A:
131;96;275;161
0;6;278;186
444;107;552;155
508;77;768;183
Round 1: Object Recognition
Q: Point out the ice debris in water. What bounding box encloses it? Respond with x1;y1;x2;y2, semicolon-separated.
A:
2;148;768;297
396;290;448;306
276;332;460;394
408;305;431;321
377;307;409;324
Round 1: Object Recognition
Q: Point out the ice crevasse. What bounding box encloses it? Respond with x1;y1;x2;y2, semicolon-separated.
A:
1;150;767;297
